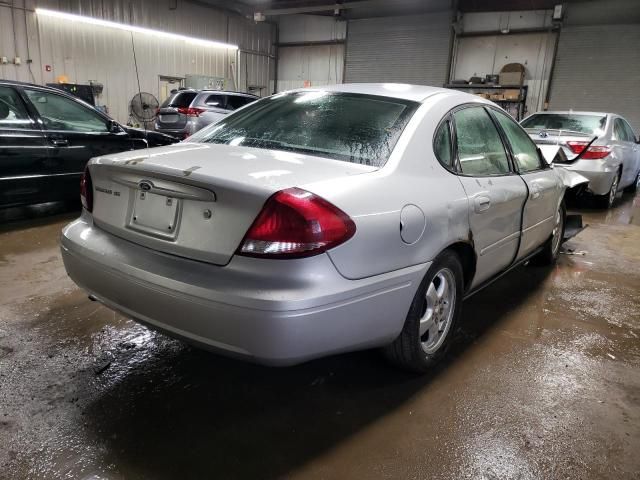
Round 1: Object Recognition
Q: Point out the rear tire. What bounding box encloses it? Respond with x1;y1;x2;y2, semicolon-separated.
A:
384;250;464;373
533;202;565;266
624;171;639;194
596;171;620;209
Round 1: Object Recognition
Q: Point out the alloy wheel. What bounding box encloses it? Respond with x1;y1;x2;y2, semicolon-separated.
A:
551;208;564;256
608;175;619;207
420;268;456;354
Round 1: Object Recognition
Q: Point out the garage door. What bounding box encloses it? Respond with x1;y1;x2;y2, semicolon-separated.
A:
549;24;640;133
345;12;452;86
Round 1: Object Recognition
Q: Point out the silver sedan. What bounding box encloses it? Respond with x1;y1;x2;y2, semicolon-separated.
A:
522;111;640;208
61;84;575;372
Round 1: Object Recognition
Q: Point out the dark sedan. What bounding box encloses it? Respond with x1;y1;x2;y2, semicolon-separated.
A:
0;80;178;209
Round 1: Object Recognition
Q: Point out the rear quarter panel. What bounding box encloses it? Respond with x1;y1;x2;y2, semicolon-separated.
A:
304;93;473;280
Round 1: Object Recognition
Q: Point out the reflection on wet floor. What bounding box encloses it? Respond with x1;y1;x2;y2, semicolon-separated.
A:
0;194;639;479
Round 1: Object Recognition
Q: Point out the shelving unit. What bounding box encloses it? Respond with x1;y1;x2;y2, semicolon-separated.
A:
443;84;528;120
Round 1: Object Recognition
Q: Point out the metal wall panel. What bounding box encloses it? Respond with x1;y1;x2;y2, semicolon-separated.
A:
0;0;274;123
278;14;346;43
276;44;344;92
549;24;640;132
344;12;452;86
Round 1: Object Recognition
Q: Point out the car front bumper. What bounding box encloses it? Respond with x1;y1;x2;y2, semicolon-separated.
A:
60;214;428;365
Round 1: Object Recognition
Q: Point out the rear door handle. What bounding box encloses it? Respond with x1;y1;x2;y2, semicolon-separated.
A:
50;138;69;147
474;196;491;213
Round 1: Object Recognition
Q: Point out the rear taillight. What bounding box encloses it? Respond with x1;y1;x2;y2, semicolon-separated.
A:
177;107;206;117
567;141;611;159
80;165;93;212
237;188;356;259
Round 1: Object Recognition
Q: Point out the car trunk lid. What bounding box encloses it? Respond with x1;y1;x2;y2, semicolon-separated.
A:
156;107;188;129
88;143;376;265
525;129;596;162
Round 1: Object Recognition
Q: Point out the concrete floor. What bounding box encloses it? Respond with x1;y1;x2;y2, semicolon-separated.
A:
1;194;639;480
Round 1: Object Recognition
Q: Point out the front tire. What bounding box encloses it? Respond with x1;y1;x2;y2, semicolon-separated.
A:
624;171;639;194
533;202;566;266
384;250;464;373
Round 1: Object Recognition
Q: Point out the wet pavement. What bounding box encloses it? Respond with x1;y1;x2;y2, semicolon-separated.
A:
1;194;639;480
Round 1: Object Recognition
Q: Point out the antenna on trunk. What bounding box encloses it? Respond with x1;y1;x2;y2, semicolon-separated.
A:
130;33;149;149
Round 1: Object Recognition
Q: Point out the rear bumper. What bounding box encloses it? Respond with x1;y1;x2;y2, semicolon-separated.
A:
60;214;428;365
555;162;617;196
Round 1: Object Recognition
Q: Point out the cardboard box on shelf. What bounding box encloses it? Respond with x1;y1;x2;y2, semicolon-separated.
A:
503;89;520;101
499;63;525;86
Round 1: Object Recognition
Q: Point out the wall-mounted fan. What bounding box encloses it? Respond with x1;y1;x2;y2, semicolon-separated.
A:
129;92;159;126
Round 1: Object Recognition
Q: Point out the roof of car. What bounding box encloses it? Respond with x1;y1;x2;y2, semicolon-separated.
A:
200;89;257;95
288;83;461;103
526;110;610;117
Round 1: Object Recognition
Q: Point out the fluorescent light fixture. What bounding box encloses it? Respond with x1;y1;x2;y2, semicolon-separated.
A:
35;8;238;50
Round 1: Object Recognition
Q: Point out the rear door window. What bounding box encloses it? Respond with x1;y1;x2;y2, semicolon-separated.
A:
160;91;197;108
203;94;227;109
492;109;543;172
621;119;637;142
226;96;254;111
453;107;510;176
613;118;633;142
0;86;34;130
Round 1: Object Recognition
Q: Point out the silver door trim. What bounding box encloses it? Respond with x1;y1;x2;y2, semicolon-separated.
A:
1;172;83;181
522;215;554;234
480;231;521;256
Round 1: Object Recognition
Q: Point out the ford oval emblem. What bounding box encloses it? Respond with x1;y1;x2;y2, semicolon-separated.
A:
139;180;153;191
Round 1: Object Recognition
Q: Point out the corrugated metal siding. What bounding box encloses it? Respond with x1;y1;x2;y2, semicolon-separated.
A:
345;12;452;86
549;24;640;132
0;0;274;123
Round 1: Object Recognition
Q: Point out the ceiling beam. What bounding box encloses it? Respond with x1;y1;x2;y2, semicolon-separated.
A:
259;0;400;16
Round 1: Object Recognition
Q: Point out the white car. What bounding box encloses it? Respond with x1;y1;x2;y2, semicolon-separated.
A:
61;84;583;372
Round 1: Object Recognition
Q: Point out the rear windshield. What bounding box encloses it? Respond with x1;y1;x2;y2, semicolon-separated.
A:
186;91;419;166
161;91;197;108
521;113;606;135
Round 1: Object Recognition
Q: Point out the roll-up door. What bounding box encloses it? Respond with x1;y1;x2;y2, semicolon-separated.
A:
549;24;640;132
345;12;452;86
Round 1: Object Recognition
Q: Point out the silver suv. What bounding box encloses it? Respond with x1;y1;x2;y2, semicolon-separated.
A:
155;89;258;139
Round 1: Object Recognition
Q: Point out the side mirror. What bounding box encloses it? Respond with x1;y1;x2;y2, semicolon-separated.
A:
107;120;121;133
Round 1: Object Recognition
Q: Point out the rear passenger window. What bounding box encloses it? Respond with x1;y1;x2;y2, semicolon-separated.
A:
492;109;543;172
434;119;453;168
622;120;637;143
203;94;226;108
453;107;510;176
160;91;197;108
0;86;34;130
226;96;252;111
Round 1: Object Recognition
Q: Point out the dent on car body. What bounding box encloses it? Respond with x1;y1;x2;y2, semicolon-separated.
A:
554;165;590;189
540;145;590;189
